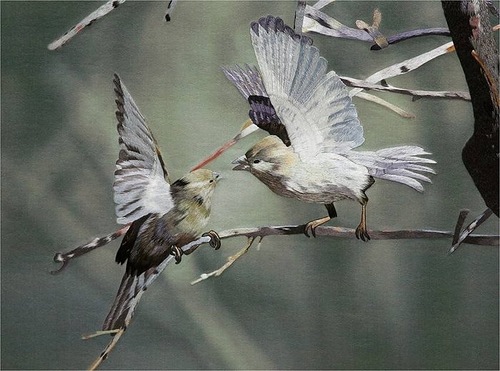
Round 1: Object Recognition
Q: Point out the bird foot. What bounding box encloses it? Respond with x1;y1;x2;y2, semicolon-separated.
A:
355;223;371;242
304;217;330;238
171;245;184;264
203;230;221;250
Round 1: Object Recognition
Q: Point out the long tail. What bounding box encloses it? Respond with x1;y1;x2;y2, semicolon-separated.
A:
102;255;174;331
346;146;436;192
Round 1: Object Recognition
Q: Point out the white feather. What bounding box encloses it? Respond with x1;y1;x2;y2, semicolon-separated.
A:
113;74;174;224
250;17;365;161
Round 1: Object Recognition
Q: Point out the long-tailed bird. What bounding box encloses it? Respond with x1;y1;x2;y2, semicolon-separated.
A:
101;74;220;331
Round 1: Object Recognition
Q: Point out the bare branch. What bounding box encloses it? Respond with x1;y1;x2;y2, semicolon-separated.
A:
48;0;126;50
303;5;372;42
294;1;307;34
449;208;495;254
303;5;449;49
355;91;415;118
51;225;130;274
164;0;178;22
191;220;498;284
86;328;125;371
215;224;498;245
341;76;471;101
50;229;213;274
373;28;451;50
349;41;455;98
191;237;257;285
311;0;336;10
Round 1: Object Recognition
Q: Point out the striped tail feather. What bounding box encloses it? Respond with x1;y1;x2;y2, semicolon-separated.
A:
102;255;174;331
346;146;436;192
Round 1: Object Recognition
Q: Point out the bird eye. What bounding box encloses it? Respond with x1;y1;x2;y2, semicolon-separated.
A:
253;159;261;164
209;179;214;183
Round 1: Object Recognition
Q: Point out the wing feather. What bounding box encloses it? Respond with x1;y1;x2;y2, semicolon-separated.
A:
113;74;173;224
250;16;364;160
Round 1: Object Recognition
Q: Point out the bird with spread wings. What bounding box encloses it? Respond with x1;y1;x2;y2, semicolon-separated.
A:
99;74;221;331
228;15;435;240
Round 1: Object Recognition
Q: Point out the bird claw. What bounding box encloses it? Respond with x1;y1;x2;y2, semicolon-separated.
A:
171;245;184;264
355;225;371;242
304;223;317;238
203;230;221;250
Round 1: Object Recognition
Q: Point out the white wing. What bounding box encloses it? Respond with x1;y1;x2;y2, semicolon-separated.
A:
250;16;365;161
113;74;174;224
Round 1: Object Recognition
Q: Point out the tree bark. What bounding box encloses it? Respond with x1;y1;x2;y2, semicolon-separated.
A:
441;1;499;216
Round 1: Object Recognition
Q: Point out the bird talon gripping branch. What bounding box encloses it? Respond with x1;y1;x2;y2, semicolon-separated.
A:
171;245;184;264
203;230;221;250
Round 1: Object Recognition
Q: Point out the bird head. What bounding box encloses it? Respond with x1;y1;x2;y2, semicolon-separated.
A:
172;169;220;205
232;135;296;177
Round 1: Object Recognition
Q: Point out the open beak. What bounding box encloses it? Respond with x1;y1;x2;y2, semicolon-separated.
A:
231;155;250;171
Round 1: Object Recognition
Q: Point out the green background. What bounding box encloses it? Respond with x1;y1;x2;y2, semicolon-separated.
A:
2;1;498;369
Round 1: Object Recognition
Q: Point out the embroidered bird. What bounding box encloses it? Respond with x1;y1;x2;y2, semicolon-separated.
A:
230;15;435;241
102;74;220;331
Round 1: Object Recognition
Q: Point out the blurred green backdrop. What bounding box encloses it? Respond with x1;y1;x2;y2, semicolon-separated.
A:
2;1;498;370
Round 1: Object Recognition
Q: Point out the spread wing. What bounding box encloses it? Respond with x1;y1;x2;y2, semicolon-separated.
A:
222;65;290;145
113;73;174;224
250;16;365;161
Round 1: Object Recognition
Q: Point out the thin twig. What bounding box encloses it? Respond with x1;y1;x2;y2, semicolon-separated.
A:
87;328;125;371
349;41;455;98
303;5;449;48
373;28;450;50
355;91;415;118
341;76;471;101
294;1;307;35
48;0;126;50
452;209;470;245
51;225;130;274
191;237;257;285
449;209;495;254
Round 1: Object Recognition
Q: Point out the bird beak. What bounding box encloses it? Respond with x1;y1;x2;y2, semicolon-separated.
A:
231;155;250;171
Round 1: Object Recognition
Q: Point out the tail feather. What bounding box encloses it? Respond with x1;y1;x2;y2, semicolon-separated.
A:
346;146;436;191
102;255;174;331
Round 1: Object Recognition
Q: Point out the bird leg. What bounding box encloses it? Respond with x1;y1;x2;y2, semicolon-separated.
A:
171;231;221;264
355;203;370;241
304;203;337;238
304;216;331;238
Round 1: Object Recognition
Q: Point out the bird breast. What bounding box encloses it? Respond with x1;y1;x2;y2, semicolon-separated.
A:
260;152;372;204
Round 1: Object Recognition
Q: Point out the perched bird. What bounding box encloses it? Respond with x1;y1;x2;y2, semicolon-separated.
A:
231;16;435;240
102;74;220;331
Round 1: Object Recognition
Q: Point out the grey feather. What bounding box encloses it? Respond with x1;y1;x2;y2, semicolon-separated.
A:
102;255;174;331
249;16;365;160
113;74;174;224
345;146;436;191
221;64;267;99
